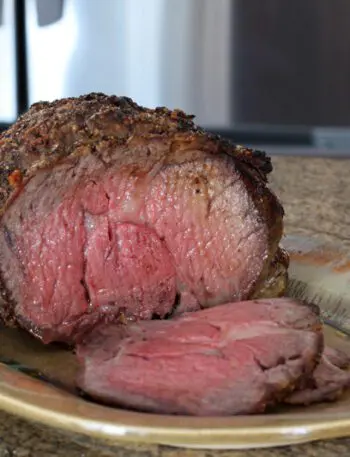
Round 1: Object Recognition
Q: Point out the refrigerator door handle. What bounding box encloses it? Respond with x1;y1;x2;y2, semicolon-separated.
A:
36;0;64;26
0;0;3;26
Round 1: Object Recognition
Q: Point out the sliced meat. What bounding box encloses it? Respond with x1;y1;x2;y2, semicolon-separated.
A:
285;347;350;405
324;346;350;369
0;93;286;344
76;298;322;416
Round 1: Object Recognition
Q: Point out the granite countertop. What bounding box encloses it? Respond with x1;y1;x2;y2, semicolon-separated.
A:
1;155;350;457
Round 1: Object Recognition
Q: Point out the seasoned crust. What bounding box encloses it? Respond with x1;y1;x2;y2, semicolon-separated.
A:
0;93;278;212
253;247;289;299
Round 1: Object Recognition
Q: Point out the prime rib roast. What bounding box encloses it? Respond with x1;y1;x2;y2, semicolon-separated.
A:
0;93;287;344
0;93;349;415
77;297;350;415
76;298;323;416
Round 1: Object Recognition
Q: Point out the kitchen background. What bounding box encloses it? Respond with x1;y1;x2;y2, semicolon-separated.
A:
1;0;350;156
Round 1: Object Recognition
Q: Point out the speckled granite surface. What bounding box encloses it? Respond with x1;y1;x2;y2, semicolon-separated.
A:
1;156;350;457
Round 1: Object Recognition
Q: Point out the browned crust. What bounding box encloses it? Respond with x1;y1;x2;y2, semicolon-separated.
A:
253;247;289;300
0;93;280;211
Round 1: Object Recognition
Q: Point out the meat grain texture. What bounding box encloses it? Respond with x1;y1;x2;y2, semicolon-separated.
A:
0;93;288;344
76;298;323;416
285;346;350;405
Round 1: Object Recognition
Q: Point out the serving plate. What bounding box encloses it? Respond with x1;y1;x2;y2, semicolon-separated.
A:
1;234;350;450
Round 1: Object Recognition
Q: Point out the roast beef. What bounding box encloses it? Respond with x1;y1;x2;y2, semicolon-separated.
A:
76;298;322;416
0;93;287;344
285;347;350;405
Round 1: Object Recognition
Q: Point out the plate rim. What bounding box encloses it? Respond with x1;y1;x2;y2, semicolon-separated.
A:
1;362;350;450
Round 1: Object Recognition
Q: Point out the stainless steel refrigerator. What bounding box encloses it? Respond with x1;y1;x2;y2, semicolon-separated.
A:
24;0;231;129
3;0;350;153
0;0;18;125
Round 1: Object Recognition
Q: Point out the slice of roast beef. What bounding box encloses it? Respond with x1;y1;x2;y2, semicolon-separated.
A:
0;93;286;344
76;298;322;416
324;345;350;368
285;347;350;405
